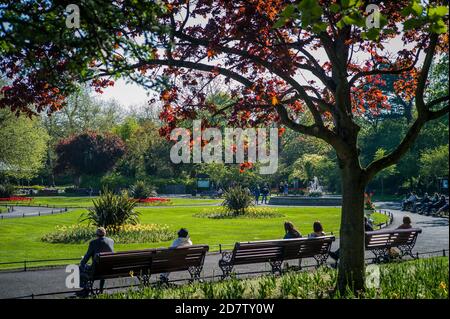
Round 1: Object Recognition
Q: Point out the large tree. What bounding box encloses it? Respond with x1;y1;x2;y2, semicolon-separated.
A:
55;131;125;186
0;0;448;292
0;108;49;181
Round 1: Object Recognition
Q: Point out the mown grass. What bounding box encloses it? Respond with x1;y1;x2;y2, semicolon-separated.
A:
0;196;223;208
96;257;449;299
0;204;389;269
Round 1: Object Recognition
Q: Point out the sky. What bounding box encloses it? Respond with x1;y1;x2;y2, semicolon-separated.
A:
93;79;152;109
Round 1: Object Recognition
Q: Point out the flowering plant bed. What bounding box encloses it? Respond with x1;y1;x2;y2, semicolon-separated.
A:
137;197;172;206
194;206;284;219
0;197;33;202
42;223;176;244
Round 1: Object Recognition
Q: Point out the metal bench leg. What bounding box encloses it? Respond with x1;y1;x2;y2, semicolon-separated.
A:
188;266;203;282
313;254;329;268
269;260;283;275
399;245;416;259
219;263;234;280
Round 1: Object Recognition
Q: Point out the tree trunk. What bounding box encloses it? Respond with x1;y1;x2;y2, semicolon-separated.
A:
337;160;366;294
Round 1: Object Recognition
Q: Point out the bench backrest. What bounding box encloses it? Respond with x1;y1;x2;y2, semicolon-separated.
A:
93;245;209;279
231;236;335;265
150;245;209;274
93;249;155;279
365;228;422;250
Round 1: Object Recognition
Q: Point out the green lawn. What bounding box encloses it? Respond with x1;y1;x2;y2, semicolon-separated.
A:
0;196;223;208
0;205;388;269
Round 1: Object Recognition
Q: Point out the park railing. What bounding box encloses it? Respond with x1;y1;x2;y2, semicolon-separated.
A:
6;248;449;299
374;210;394;230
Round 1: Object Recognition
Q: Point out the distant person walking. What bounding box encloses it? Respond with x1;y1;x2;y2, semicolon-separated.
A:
253;186;261;205
283;181;289;195
261;185;269;204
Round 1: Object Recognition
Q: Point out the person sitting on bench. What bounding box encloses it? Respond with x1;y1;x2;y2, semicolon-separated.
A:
308;221;325;238
78;227;114;296
329;217;373;265
283;221;302;239
397;215;413;229
160;228;193;282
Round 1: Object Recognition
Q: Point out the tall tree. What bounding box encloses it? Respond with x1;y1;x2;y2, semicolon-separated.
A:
0;0;448;292
0;108;49;181
55;132;125;186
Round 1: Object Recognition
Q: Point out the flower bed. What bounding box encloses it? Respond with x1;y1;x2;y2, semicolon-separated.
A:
194;206;284;219
137;197;172;206
42;224;176;244
0;196;33;202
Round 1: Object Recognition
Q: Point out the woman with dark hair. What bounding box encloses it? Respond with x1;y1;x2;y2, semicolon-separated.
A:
308;221;325;238
283;221;302;239
397;215;413;229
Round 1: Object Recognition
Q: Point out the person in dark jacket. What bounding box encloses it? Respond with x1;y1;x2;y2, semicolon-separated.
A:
261;185;270;204
78;227;114;296
253;186;261;205
283;221;302;239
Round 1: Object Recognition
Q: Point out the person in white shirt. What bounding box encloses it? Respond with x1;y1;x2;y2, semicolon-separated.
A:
160;228;193;282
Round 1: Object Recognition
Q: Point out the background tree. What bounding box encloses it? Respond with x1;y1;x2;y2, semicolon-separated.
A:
0;0;448;292
419;145;449;190
54;132;125;186
0;108;49;181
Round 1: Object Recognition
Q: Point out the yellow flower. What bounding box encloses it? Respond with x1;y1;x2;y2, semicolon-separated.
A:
439;282;447;290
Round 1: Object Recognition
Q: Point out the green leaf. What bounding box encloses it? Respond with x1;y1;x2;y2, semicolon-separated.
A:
428;6;449;19
411;1;423;16
329;4;340;13
362;28;380;41
429;19;448;34
403;17;424;30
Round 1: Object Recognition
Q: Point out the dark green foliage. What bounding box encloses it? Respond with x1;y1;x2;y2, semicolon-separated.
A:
222;185;253;215
0;184;14;197
80;189;140;232
130;180;156;199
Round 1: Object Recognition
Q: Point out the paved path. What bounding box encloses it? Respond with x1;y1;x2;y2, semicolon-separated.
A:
0;204;447;299
0;206;67;219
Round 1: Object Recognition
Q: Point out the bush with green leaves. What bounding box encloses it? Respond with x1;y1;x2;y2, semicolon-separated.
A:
0;184;15;197
129;180;156;199
222;185;253;215
194;207;283;219
80;189;140;232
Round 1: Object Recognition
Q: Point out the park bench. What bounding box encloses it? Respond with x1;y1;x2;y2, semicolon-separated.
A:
218;236;335;279
86;245;209;294
365;228;422;263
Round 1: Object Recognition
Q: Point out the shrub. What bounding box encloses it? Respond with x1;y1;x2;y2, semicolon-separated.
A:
129;180;156;199
42;224;175;244
0;184;15;197
222;185;253;215
194;206;283;219
80;189;140;232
